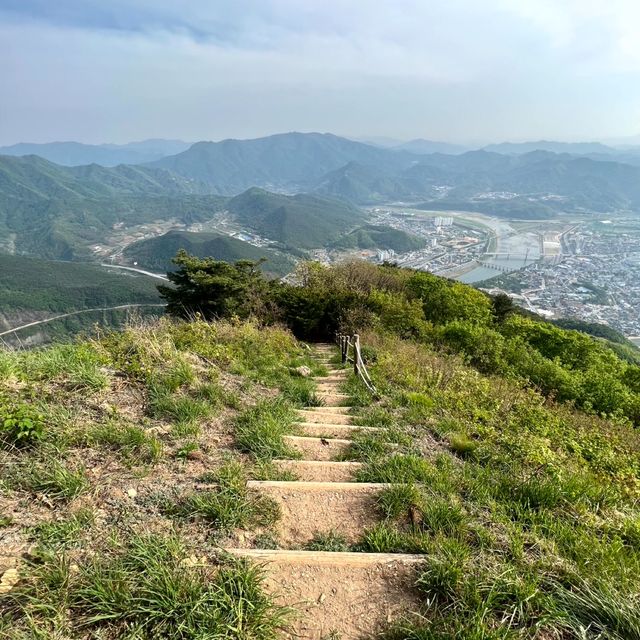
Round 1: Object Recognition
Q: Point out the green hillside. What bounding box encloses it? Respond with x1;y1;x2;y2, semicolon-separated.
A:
2;258;640;638
0;154;205;200
0;155;227;260
0;255;162;343
123;230;295;276
227;187;366;248
0;255;161;314
332;224;426;252
0;154;367;261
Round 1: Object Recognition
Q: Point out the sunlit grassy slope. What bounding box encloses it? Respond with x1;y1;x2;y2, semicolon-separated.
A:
2;258;640;637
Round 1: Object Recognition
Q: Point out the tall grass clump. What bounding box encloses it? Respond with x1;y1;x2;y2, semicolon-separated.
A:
3;533;289;638
87;420;162;465
234;399;299;461
164;459;280;533
18;343;109;391
17;459;89;502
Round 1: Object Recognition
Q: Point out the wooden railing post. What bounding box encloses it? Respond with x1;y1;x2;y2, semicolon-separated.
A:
353;334;360;376
334;332;378;397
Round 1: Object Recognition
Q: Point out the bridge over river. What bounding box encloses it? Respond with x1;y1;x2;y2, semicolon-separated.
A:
447;213;542;283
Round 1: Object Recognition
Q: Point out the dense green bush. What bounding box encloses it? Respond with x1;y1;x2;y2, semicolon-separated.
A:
162;254;640;423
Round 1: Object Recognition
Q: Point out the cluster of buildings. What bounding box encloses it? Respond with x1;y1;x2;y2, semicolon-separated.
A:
368;209;486;271
483;226;640;337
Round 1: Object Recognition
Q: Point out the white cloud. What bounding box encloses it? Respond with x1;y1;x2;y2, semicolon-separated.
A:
499;0;640;72
0;1;639;144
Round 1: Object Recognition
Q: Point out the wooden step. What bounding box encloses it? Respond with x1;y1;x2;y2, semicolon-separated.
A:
303;406;352;414
297;410;353;425
247;480;388;545
317;393;350;407
314;376;348;383
294;422;380;438
283;435;351;461
316;384;344;394
273;460;364;482
225;549;423;639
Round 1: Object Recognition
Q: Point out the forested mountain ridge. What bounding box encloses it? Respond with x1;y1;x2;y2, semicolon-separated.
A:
148;132;418;193
4;132;640;266
226;187;367;248
144;132;640;211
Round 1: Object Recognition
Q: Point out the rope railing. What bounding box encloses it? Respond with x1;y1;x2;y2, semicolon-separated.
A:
335;332;379;397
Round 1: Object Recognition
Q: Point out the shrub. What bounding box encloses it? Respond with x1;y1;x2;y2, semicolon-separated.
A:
0;402;45;448
407;271;492;325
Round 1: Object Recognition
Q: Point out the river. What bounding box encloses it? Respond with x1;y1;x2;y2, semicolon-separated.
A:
443;212;541;284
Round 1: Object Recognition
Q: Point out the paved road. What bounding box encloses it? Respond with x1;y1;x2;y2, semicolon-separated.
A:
0;304;166;337
100;264;169;281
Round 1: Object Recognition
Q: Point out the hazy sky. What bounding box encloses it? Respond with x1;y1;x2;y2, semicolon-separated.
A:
1;0;640;146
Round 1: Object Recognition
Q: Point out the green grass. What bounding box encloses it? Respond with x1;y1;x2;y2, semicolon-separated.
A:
280;377;322;407
234;399;300;461
148;389;213;424
2;532;289;638
87;420;162;465
376;484;424;521
14;343;109;391
357;522;428;554
250;460;298;481
350;330;640;638
163;460;280;533
338;373;373;407
356;454;436;483
304;531;351;552
448;432;477;458
30;508;94;549
337;431;397;462
16;459;89;502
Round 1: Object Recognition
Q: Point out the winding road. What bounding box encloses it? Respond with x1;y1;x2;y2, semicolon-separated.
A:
0;303;167;338
99;264;169;281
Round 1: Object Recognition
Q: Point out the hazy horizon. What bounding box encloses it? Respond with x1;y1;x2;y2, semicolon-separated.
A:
2;1;640;146
2;131;640;150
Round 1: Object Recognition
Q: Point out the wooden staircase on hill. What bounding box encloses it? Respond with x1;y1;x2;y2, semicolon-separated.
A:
225;343;422;639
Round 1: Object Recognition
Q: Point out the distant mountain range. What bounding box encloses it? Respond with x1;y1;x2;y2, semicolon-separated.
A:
0;154;225;259
482;140;621;155
148;132;416;194
0;139;191;167
358;137;469;155
0;152;368;261
393;139;469;155
142;133;640;211
4;131;640;267
314;149;640;211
